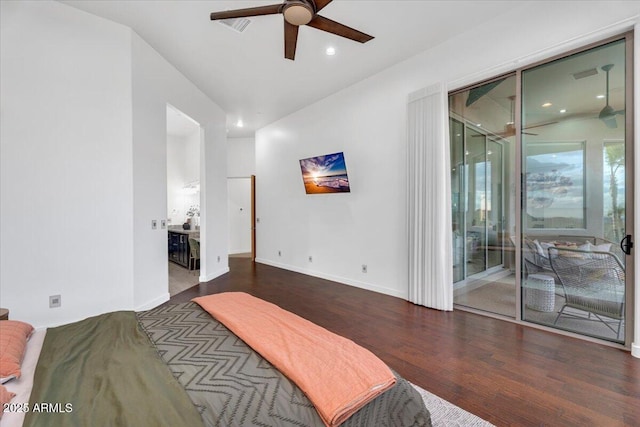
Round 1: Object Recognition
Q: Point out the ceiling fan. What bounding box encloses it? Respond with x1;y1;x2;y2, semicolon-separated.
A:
598;64;625;128
471;96;556;138
210;0;374;60
497;96;541;137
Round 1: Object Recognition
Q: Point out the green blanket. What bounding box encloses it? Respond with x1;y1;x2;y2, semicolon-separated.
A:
23;311;204;427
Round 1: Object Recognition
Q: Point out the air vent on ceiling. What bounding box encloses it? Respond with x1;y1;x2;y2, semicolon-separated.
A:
572;68;598;80
219;17;251;33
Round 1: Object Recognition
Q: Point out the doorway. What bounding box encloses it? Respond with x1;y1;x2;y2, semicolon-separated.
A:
228;176;252;257
227;175;256;260
166;104;202;296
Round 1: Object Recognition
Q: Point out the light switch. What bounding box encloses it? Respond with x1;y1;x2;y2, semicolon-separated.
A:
151;220;158;230
161;220;166;229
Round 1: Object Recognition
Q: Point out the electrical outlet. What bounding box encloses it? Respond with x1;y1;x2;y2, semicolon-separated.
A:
362;264;368;273
49;295;61;308
151;220;158;230
278;250;281;257
308;256;313;262
161;220;166;229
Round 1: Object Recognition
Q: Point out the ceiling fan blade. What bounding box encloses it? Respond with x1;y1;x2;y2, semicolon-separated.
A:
284;21;299;60
313;0;333;12
210;4;282;20
307;15;373;43
465;79;505;107
524;121;558;130
602;115;618;129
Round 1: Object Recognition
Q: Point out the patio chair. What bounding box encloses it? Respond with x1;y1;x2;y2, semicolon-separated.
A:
548;247;625;339
523;238;555;277
188;237;200;274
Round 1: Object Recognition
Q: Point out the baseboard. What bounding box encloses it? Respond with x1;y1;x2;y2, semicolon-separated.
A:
136;292;170;311
632;342;640;358
229;249;251;255
254;258;406;299
200;266;230;283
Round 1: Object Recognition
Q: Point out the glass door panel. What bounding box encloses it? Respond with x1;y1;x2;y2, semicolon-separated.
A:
487;139;504;269
521;38;628;343
449;75;517;318
451;119;465;283
467;128;487;277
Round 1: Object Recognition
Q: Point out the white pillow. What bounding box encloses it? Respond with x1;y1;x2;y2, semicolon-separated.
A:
577;242;591;251
533;240;545;257
592;242;612;252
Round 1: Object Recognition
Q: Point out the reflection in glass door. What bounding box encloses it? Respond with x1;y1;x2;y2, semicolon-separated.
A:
487;139;504;270
521;37;631;343
466;127;488;278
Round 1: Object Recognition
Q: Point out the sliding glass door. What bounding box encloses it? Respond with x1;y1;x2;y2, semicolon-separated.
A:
449;75;516;318
521;37;630;343
449;33;633;345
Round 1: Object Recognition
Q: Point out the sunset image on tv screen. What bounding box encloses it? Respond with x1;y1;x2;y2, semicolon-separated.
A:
299;152;351;194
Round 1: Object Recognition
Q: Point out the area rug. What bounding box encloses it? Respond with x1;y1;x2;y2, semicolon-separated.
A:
411;383;494;427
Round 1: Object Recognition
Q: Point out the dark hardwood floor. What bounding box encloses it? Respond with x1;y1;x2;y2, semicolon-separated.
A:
169;258;640;426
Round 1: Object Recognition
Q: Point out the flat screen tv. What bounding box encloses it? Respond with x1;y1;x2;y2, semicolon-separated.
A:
299;152;351;194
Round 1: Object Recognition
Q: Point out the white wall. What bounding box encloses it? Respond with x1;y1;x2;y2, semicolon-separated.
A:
167;129;200;227
0;0;134;327
228;137;256;177
0;0;229;326
131;33;228;305
256;2;640;302
167;134;188;224
227;137;255;254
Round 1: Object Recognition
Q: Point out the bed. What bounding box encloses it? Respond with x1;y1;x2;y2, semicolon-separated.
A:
1;293;431;427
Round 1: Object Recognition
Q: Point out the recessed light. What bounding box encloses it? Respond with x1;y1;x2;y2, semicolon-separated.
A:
560;109;567;113
596;94;605;99
542;102;552;108
326;47;336;56
236;119;244;128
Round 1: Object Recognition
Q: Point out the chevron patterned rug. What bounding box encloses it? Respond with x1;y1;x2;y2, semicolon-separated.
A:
410;383;494;427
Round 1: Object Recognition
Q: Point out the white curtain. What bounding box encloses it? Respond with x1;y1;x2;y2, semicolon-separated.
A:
407;83;453;310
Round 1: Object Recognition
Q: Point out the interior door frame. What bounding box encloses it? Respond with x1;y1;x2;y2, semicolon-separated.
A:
622;31;634;347
251;174;256;262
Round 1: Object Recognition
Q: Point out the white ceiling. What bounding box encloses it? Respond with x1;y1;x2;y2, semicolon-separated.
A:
60;0;522;138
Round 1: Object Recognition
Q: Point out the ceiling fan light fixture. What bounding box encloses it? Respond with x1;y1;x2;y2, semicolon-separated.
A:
283;2;313;26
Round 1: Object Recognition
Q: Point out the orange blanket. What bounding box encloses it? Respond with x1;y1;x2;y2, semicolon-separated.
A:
192;292;396;427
